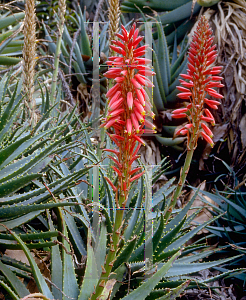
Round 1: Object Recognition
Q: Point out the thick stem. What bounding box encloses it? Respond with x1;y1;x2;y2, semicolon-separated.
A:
91;198;124;300
166;141;195;221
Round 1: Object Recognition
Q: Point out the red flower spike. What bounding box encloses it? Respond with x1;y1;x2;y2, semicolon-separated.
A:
144;119;156;130
180;129;189;135
108;90;121;105
201;116;215;124
173;16;223;147
180;74;193;80
134;99;145;115
101;23;156;205
131;113;140;133
107;108;124;120
134;108;144;123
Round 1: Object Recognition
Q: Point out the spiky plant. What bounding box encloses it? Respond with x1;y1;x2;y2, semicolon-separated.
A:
22;0;37;126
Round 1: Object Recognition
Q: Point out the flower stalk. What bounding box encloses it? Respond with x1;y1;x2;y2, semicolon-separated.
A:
22;0;37;126
168;16;224;217
91;23;155;299
108;0;120;53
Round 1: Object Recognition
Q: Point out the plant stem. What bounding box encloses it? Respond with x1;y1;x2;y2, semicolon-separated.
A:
166;141;195;221
91;196;124;300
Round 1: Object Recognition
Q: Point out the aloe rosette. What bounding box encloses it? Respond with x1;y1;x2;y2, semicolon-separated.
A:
101;23;156;207
170;15;224;211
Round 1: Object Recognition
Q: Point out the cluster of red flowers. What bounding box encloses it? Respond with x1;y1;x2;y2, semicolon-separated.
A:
172;16;224;147
101;23;155;200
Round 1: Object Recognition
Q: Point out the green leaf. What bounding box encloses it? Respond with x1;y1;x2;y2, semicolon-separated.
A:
156;280;190;299
62;225;79;300
156;21;170;95
78;229;99;300
113;235;137;271
0;280;20;300
94;219;107;277
121;251;181;300
0;260;29;298
0;211;42;232
155;135;186;146
124;176;144;240
158;1;201;25
48;213;63;300
0;173;42;198
1;226;53;299
78;6;91;56
165;255;243;278
154;217;186;261
0;56;21;65
0;13;25;31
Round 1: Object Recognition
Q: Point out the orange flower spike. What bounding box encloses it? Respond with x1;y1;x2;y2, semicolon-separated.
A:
168;16;224;219
172;15;223;148
101;23;155;203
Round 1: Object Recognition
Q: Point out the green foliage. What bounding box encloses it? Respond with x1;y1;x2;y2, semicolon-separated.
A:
194;185;246;282
0;11;24;67
43;7;108;86
0;2;242;299
0;125;240;299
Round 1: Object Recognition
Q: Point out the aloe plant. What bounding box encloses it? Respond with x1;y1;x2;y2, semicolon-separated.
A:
0;71;240;298
121;0;201;46
0;72;93;239
194;185;246;283
43;6;108;86
0;151;241;299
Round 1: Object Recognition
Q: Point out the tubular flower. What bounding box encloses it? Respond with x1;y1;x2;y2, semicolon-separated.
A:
102;23;155;204
172;16;224;148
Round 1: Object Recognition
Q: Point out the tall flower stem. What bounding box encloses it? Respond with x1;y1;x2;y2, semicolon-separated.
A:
91;207;124;300
49;0;66;108
91;23;156;299
23;0;37;127
108;0;120;54
166;140;195;220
